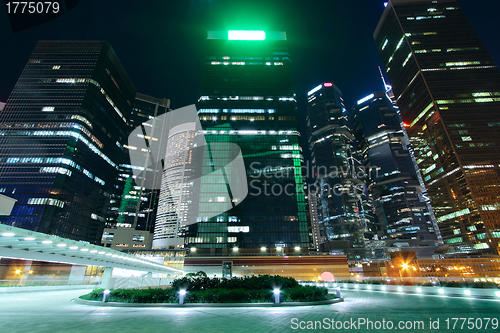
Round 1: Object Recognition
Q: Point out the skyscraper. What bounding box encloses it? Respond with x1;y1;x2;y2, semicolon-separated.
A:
110;93;169;232
102;93;170;251
375;0;500;255
184;30;310;254
353;91;439;251
0;41;136;244
306;82;375;259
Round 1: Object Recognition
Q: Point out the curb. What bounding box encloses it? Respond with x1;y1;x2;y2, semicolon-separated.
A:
0;285;96;293
73;297;343;307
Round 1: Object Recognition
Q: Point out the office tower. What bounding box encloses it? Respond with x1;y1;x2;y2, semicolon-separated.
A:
102;93;169;251
375;0;500;255
353;91;439;251
185;30;309;254
0;41;136;244
306;82;375;259
110;93;169;232
153;122;198;249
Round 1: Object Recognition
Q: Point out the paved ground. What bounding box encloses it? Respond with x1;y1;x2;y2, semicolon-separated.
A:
1;288;500;332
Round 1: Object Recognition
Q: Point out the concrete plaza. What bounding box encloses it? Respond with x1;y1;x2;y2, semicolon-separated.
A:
1;288;500;332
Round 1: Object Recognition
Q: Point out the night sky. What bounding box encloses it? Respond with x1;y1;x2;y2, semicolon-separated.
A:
1;0;499;131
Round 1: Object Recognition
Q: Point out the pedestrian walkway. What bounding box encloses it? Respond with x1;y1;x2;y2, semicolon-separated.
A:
1;289;499;332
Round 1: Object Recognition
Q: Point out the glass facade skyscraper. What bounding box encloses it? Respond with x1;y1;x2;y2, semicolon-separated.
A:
306;82;376;259
0;41;136;244
375;0;500;255
353;91;439;251
184;30;310;254
110;93;169;232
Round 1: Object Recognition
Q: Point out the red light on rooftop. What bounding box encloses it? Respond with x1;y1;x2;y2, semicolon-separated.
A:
323;82;333;87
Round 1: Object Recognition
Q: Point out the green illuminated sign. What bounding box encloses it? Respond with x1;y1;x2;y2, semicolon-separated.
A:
228;30;266;40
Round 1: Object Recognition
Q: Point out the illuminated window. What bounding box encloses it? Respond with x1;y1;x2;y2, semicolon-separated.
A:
396;36;404;50
382;39;388;50
133;234;145;242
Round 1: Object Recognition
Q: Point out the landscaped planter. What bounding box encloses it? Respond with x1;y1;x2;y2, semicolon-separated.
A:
78;275;340;306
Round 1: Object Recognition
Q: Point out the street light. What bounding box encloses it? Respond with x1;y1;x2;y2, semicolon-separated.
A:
15;269;33;286
399;262;412;282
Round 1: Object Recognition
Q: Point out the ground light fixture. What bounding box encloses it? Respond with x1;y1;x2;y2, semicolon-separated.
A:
179;290;187;305
102;289;111;303
336;286;342;298
273;289;280;304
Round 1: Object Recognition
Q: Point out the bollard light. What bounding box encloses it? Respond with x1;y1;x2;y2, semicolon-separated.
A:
464;290;471;296
179;290;187;305
336;286;341;298
416;287;422;293
397;287;403;292
496;292;500;297
102;289;111;303
273;289;280;304
438;288;444;294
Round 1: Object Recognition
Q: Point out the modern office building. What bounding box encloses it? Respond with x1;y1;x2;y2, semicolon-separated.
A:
109;93;169;232
0;41;136;244
104;93;169;251
375;0;500;255
184;30;310;254
353;91;439;251
153;122;199;249
306;82;376;259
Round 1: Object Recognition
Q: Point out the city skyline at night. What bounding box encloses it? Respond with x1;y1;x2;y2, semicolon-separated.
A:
1;2;500;331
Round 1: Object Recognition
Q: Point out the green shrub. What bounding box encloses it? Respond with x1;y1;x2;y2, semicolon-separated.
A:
80;275;334;304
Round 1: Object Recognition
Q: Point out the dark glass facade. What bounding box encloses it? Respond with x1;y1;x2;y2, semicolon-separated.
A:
353;91;439;250
109;93;169;233
184;31;310;254
306;83;376;259
375;0;500;254
0;41;136;244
